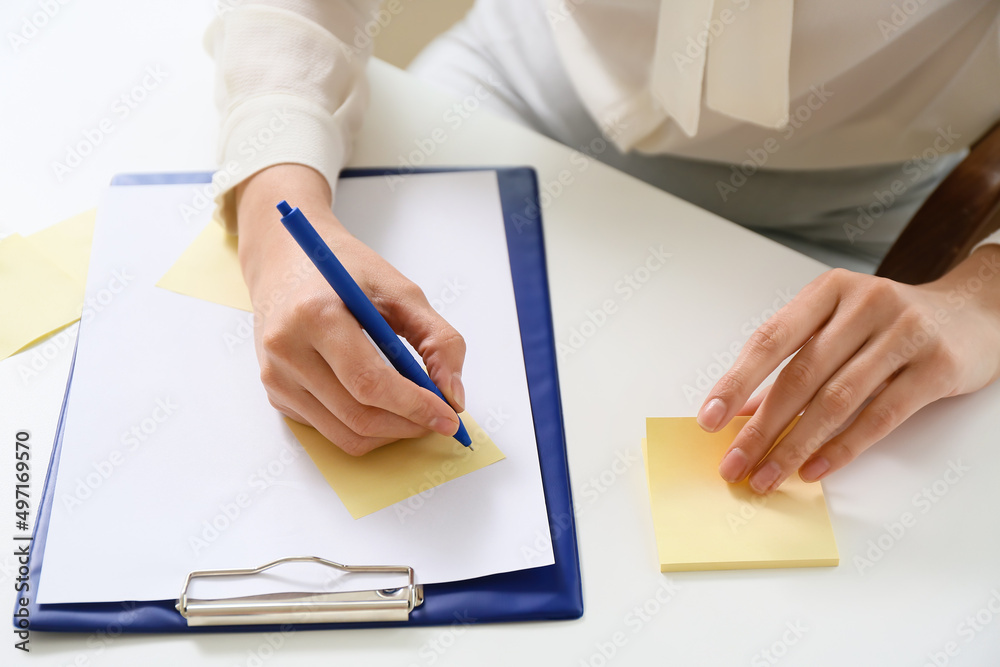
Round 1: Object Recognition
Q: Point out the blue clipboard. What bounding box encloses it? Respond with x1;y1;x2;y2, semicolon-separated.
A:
20;167;583;632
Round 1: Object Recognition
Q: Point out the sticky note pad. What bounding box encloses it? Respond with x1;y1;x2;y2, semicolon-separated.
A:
157;222;252;312
287;412;505;519
644;417;838;572
0;234;84;359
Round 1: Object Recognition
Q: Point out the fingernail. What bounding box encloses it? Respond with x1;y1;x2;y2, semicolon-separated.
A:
430;416;457;437
719;447;750;483
698;398;726;432
451;372;466;412
750;461;782;494
800;456;830;482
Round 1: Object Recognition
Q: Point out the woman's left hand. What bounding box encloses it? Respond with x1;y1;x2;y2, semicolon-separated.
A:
699;245;1000;494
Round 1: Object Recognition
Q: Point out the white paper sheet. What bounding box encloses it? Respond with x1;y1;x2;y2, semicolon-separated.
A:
38;171;553;604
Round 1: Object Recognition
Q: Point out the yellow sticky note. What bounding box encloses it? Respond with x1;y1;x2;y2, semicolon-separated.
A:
156;222;252;312
25;208;96;285
287;412;505;519
644;417;839;572
0;234;84;359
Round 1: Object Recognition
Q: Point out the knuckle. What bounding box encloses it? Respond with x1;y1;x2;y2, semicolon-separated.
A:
819;380;855;416
400;280;427;304
342;405;381;438
259;362;283;390
868;402;899;435
894;307;924;333
379;281;427;311
350;367;390;405
747;318;790;358
260;328;293;361
337;432;374;457
820;267;852;289
926;346;961;385
404;391;438;426
738;420;769;451
713;372;748;400
788;438;818;466
292;292;335;323
438;329;467;358
858;277;898;309
820;439;853;467
780;361;816;396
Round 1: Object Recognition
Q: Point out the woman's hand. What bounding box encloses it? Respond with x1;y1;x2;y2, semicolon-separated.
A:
235;164;467;456
699;245;1000;493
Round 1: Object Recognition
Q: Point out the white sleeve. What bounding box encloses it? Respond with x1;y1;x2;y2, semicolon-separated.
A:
972;228;1000;252
205;0;380;232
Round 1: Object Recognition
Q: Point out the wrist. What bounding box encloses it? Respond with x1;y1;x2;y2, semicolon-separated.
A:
931;244;1000;315
235;164;347;291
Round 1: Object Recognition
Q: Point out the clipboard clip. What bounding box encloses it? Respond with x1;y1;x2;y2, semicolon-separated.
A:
176;556;423;626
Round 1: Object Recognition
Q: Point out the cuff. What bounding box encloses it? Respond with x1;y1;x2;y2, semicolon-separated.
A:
211;94;350;233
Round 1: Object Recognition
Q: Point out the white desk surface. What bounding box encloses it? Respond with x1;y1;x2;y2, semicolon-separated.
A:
3;1;998;665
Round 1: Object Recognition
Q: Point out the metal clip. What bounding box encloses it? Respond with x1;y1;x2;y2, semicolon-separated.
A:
176;556;423;626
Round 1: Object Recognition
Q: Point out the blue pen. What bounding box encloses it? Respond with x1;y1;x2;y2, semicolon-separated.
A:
276;200;473;448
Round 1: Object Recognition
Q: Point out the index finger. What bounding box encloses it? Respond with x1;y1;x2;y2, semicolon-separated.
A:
312;311;461;438
697;272;843;433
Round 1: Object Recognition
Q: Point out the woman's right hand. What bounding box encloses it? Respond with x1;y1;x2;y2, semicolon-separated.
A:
235;164;467;456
